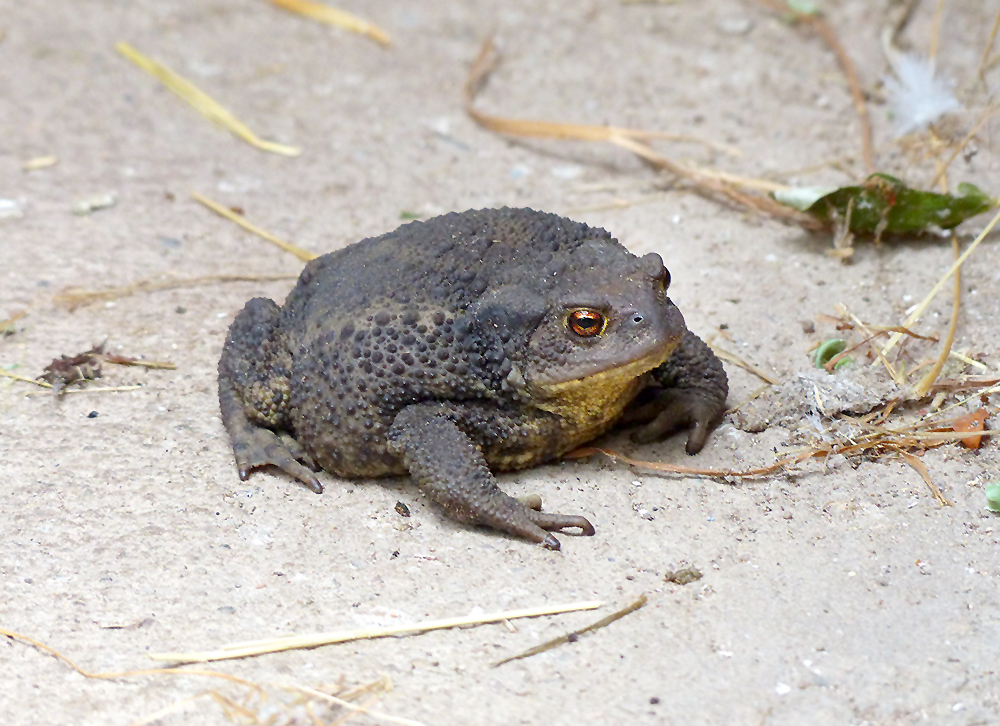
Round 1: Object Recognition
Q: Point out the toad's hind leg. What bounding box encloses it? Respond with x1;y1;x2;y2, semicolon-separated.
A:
387;405;595;550
218;297;322;493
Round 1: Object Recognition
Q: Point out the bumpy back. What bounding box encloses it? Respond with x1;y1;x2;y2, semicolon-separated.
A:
281;207;623;326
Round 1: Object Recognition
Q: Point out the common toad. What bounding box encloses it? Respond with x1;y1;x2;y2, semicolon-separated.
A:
218;208;727;548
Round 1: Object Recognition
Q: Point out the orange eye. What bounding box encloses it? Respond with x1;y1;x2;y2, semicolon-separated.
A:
567;309;606;337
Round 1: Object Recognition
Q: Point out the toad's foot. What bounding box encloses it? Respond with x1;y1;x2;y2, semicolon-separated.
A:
388;405;594;549
626;329;728;454
219;378;322;493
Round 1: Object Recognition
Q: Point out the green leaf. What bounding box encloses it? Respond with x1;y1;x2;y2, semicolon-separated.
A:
771;173;996;235
813;338;851;369
987;483;1000;513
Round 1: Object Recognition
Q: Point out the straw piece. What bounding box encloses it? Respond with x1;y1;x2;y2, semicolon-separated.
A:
149;600;604;663
192;191;316;261
268;0;391;46
115;41;301;156
880;206;1000;357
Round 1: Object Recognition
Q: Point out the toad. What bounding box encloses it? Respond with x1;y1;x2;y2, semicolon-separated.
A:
218;208;727;549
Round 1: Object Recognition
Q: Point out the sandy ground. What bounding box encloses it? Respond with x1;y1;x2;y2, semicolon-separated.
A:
2;1;999;724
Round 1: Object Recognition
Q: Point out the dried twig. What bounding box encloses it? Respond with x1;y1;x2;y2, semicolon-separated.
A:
0;625;418;726
104;354;176;370
286;684;428;726
25;385;145;396
464;36;819;228
565;446;810;478
493;595;648;667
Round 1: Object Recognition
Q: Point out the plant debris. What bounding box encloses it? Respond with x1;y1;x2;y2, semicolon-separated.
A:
149;600;603;663
0;625;420;726
664;567;703;585
952;408;988;450
493;595;647;667
37;342;176;393
71;192;118;216
115;41;301;156
268;0;391;46
771;174;996;237
54;273;297;311
463;36;817;229
192;191;316;261
23;155;58;171
732;367;900;433
38;343;106;392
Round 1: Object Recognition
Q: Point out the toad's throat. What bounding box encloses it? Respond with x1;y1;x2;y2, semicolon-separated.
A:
528;336;681;441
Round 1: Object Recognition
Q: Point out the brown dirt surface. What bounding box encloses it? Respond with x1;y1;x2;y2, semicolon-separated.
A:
2;2;999;725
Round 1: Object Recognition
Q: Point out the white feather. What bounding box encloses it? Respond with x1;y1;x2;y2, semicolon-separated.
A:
884;53;961;137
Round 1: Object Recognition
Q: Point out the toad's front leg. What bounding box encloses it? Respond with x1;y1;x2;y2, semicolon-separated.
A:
218;297;322;493
386;405;594;550
627;329;729;453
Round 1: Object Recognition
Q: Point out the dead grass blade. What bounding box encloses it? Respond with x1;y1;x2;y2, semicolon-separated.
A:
268;0;391;46
912;235;962;396
54;273;298;311
493;595;647;667
115;41;301;156
1;625;416;726
711;346;780;384
833;304;901;382
148;600;604;663
103;355;176;370
0;625;260;686
192;191;317;261
25;385;145;396
881;206;1000;357
464;37;819;228
0;370;52;388
898;449;953;506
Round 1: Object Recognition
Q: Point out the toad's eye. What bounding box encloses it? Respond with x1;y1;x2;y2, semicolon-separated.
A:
567;309;606;337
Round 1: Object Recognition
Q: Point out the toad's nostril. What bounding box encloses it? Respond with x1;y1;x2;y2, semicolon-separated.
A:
633;314;644;324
